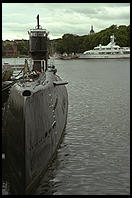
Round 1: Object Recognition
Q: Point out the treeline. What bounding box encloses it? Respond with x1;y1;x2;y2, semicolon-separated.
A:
2;40;29;57
54;24;130;54
17;41;29;56
2;24;130;57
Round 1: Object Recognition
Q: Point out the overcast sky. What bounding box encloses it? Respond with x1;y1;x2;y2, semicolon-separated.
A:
2;3;130;41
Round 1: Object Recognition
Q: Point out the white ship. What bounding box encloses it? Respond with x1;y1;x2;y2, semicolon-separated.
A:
78;35;130;59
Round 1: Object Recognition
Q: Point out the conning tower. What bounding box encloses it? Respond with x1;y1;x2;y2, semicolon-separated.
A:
28;14;49;72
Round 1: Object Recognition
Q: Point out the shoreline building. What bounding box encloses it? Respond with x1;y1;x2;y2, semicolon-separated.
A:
90;25;95;35
2;40;18;57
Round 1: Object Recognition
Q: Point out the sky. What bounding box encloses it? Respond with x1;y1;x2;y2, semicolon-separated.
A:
2;3;130;41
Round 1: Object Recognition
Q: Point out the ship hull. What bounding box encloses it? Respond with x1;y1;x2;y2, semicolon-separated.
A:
3;71;68;194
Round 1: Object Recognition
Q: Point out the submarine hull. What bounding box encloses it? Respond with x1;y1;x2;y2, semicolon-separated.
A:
4;71;68;194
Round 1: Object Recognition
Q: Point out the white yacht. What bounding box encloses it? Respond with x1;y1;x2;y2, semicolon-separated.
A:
78;35;130;59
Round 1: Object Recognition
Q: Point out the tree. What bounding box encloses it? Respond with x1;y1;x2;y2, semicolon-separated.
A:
17;41;29;55
55;39;66;54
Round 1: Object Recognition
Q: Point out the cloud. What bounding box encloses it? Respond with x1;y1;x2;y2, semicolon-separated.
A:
2;3;130;40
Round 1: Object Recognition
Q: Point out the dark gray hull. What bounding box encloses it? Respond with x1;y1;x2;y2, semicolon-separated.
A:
3;70;68;194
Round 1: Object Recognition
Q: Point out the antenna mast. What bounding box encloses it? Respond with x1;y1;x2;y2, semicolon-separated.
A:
37;14;39;29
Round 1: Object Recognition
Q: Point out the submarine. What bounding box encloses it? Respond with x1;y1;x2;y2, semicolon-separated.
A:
3;15;68;194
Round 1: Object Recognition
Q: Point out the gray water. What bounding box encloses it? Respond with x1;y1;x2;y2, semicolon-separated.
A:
2;58;130;195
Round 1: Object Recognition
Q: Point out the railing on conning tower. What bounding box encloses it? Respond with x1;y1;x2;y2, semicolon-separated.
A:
29;59;46;72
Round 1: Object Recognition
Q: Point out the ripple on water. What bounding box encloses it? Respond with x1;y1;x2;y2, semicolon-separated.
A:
2;58;130;195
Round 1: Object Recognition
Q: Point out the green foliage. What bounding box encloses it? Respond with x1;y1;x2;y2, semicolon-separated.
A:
2;24;130;57
55;24;130;54
55;39;66;54
5;43;12;49
17;41;29;55
2;40;29;57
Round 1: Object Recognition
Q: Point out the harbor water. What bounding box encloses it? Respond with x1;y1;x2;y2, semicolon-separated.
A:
2;58;130;195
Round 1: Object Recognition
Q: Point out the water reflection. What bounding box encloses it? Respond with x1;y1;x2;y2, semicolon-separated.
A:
2;58;130;195
34;133;69;195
